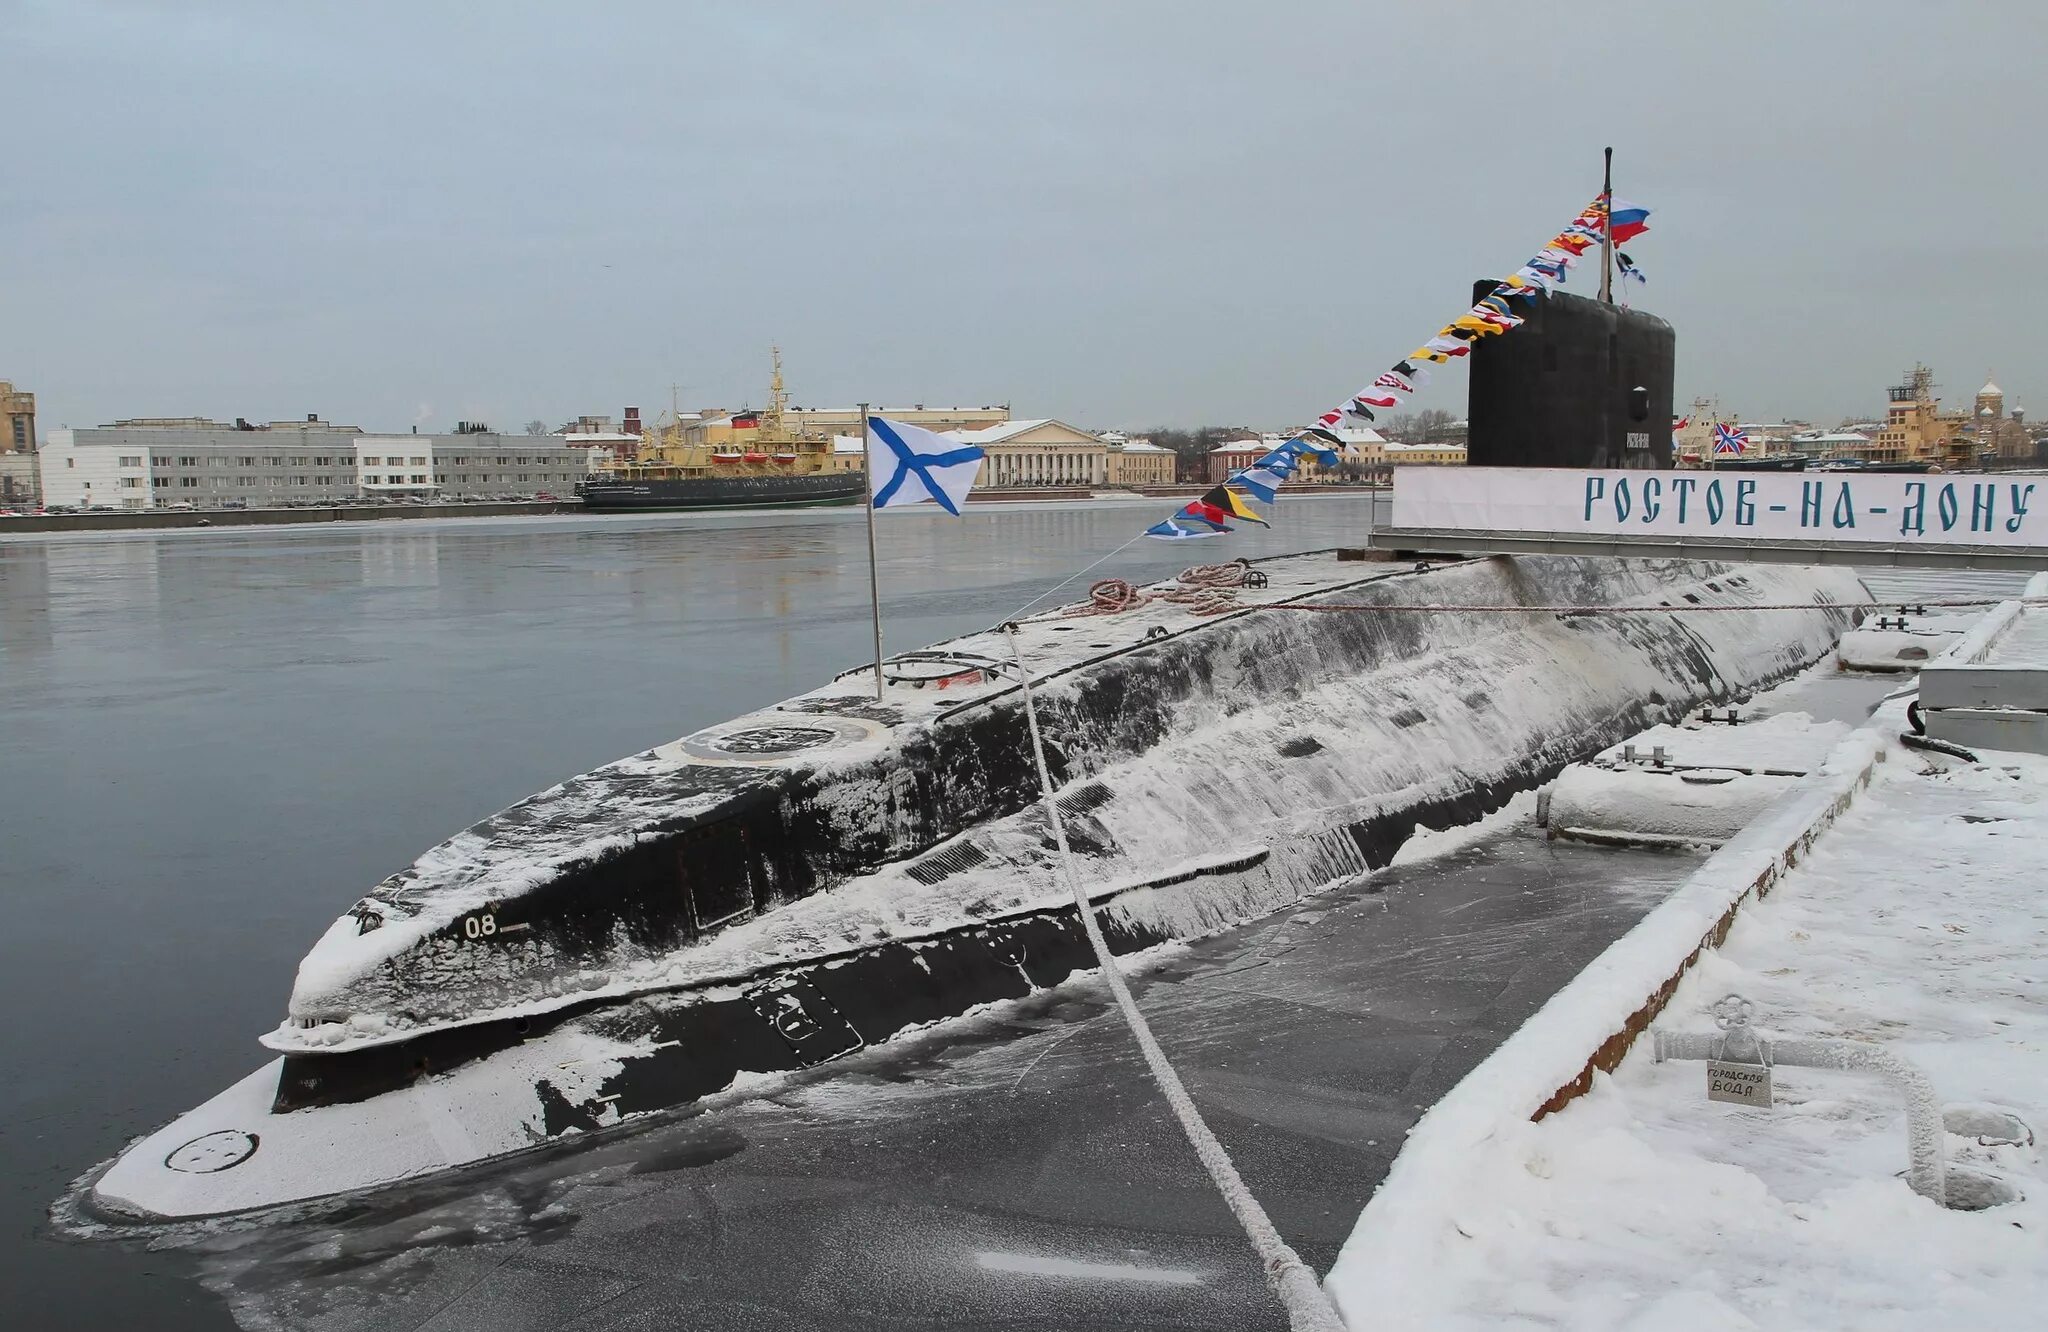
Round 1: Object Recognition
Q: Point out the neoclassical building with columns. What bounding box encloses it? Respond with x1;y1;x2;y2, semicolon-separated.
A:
956;419;1109;487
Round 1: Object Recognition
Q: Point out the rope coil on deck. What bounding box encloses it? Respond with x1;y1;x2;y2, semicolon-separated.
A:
1002;623;1348;1332
1064;577;1150;616
1158;560;1254;615
1174;560;1255;587
1065;564;1262;618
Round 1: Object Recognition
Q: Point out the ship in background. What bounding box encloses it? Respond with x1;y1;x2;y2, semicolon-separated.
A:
579;349;865;510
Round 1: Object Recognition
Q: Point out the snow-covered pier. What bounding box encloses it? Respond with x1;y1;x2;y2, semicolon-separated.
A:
1329;575;2048;1330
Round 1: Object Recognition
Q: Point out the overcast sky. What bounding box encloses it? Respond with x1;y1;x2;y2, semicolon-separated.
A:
5;1;2041;436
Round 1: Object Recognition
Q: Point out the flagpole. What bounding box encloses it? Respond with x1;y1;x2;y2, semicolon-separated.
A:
1599;146;1615;306
860;402;885;702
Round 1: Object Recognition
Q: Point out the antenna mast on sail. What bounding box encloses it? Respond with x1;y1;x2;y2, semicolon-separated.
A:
1599;146;1615;306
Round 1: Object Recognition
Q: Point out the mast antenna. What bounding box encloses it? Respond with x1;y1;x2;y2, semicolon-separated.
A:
1599;147;1615;306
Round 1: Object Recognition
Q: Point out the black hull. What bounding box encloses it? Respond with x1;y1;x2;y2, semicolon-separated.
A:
579;472;863;510
276;782;1528;1119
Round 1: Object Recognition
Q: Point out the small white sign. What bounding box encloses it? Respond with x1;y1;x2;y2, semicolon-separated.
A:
1706;1059;1773;1107
1625;432;1652;452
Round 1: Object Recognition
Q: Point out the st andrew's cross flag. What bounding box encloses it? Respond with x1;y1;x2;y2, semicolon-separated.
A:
867;416;985;515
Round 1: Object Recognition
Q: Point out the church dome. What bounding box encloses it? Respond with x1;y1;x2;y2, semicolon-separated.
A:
1980;376;2002;397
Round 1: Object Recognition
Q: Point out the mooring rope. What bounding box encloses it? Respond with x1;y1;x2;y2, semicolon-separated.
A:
1064;587;2035;625
1066;564;1260;618
1001;623;1348;1332
1173;561;1254;588
997;531;1152;625
1235;595;2041;616
1063;577;1150;616
1157;563;1249;616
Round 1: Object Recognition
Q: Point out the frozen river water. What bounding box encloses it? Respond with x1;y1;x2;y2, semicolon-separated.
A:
0;497;2026;1329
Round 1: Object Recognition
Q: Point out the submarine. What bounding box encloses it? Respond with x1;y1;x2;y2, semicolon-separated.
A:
86;282;1870;1221
88;548;1866;1220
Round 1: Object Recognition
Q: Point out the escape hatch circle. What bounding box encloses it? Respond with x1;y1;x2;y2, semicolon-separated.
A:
662;713;886;767
164;1129;259;1174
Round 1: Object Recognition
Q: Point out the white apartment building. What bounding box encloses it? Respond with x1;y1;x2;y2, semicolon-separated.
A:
39;419;594;510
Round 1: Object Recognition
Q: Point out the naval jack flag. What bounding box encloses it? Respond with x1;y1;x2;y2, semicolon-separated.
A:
866;415;985;514
854;411;988;703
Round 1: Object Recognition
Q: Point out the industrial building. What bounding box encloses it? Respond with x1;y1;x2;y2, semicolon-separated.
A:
2;380;34;453
0;381;36;508
38;417;594;510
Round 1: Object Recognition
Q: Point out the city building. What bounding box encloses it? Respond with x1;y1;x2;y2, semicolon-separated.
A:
1962;375;2032;464
682;404;1011;452
39;416;594;510
1105;437;1176;486
1731;422;1810;457
0;452;35;508
1785;430;1886;462
1206;428;1394;482
814;422;1169;489
560;406;644;439
2;381;34;452
1337;428;1389;469
1;380;36;508
1381;440;1467;466
956;419;1108;487
1209;437;1285;483
793;405;1009;439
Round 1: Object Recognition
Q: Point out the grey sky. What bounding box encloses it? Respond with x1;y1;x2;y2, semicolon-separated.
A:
5;1;2041;436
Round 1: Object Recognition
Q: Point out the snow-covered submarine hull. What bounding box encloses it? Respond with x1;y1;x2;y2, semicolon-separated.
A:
89;552;1868;1219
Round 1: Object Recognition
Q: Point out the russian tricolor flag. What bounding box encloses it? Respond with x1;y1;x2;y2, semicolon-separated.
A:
1609;199;1652;244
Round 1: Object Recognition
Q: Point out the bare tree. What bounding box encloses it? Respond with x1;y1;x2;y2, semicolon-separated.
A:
1146;426;1255;482
1412;409;1455;442
1385;409;1454;443
523;419;548;436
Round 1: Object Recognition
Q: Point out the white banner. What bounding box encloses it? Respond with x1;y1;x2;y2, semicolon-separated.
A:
1391;467;2048;549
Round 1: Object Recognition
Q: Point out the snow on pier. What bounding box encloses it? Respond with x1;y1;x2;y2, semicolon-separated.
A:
1329;600;2048;1329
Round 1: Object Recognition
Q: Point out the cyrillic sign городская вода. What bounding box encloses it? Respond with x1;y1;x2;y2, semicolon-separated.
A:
1392;467;2048;547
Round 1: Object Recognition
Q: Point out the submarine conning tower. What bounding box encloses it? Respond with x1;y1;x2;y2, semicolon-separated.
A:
1465;282;1676;470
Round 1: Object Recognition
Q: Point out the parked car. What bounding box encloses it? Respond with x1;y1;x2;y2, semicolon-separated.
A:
166;501;197;511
